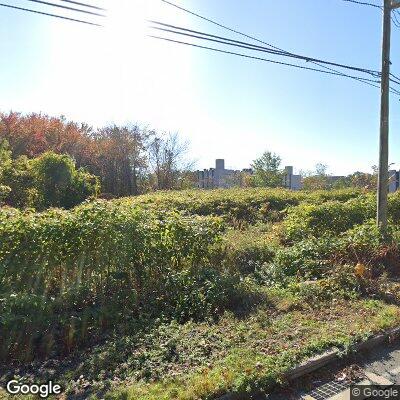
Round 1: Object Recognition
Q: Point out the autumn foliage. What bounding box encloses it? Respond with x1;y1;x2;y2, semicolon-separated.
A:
0;112;195;206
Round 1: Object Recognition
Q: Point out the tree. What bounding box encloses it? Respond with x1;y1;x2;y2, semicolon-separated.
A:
301;163;330;190
348;169;377;190
0;111;195;197
0;139;11;203
0;111;92;159
91;125;149;196
148;133;193;190
0;150;99;210
31;152;99;209
250;151;283;188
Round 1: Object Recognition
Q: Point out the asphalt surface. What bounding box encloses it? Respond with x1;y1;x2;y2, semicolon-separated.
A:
358;341;400;384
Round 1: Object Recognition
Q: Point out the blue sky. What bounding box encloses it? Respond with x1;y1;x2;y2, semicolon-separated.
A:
1;0;400;175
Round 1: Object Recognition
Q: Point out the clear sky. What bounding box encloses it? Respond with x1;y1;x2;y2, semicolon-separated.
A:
1;0;400;175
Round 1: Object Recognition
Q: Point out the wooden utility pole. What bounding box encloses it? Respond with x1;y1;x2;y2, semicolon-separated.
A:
377;0;392;231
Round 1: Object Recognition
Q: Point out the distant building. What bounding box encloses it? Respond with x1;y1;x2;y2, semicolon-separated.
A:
197;159;303;190
282;166;302;190
389;170;400;193
197;162;400;192
197;159;249;189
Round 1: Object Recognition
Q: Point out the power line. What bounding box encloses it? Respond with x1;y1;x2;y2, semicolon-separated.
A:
26;0;105;17
150;21;381;77
151;26;386;88
311;61;383;90
160;0;288;53
150;21;400;91
391;8;400;26
149;34;400;96
390;73;400;85
60;0;105;11
338;0;400;80
340;0;400;29
340;0;382;9
159;0;396;94
0;3;101;26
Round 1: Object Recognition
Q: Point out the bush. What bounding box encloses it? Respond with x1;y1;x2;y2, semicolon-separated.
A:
0;184;10;203
119;188;364;226
256;235;339;284
152;267;240;322
291;265;361;303
389;191;400;223
257;220;400;287
281;196;375;242
0;201;227;361
211;228;277;275
30;152;100;209
1;151;100;210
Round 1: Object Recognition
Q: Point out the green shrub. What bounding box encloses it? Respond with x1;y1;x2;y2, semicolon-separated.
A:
211;228;277;275
152;267;240;322
291;264;361;303
255;235;339;284
389;191;400;223
1;151;100;210
281;196;375;242
30;152;100;209
258;220;400;287
0;184;10;203
118;188;364;226
0;201;227;361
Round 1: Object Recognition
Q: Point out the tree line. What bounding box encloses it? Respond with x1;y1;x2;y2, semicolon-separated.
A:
0;112;195;209
0;112;379;210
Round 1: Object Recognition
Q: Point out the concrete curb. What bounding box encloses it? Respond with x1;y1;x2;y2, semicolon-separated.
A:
216;326;400;400
287;326;400;380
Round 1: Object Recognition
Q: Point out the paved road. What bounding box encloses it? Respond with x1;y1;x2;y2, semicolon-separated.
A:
358;341;400;384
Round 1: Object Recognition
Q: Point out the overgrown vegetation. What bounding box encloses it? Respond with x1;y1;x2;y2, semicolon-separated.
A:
0;112;196;200
0;112;382;209
0;201;225;361
2;188;400;399
0;140;99;210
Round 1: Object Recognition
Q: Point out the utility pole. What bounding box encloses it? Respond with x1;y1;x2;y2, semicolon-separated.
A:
377;0;393;232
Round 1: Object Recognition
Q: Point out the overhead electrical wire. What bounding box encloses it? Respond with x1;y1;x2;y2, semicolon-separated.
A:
340;0;382;9
149;34;400;96
60;0;105;11
26;0;105;16
150;21;382;77
391;8;400;27
390;73;400;85
149;21;400;94
0;2;102;26
340;0;400;29
339;0;400;81
159;0;400;94
160;0;290;53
